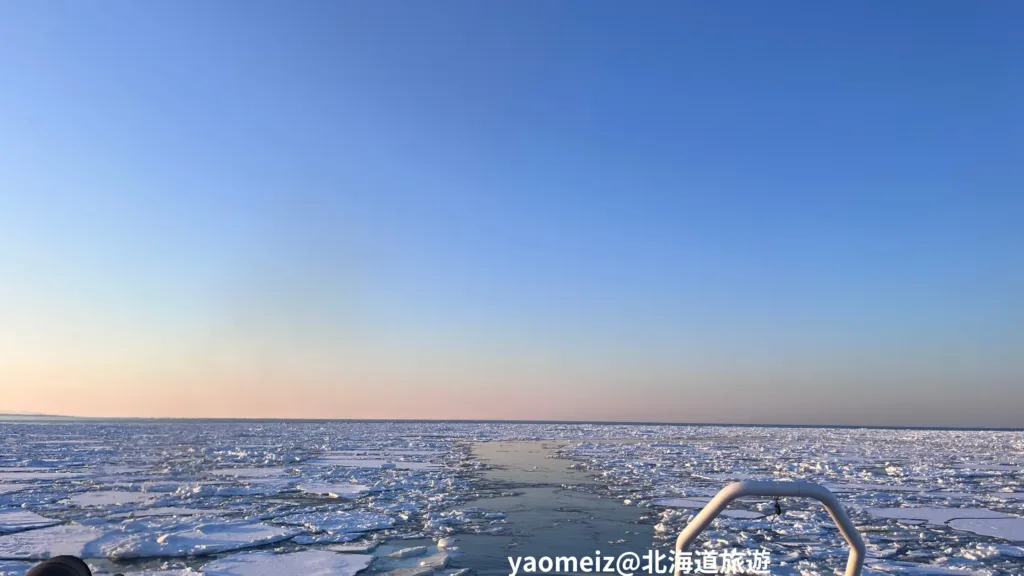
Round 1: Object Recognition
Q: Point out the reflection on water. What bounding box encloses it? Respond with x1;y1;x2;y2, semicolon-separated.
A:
450;441;655;576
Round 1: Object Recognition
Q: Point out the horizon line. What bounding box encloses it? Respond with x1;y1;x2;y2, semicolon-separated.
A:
1;413;1020;432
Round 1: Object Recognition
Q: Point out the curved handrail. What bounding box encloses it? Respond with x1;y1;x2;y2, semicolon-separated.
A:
673;480;864;576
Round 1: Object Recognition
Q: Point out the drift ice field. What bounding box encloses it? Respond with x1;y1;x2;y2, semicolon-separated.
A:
1;422;1021;576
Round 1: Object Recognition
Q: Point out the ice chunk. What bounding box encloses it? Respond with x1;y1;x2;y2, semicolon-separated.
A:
328;541;379;553
948;517;1024;542
388;546;427;558
292;533;361;544
866;507;1010;526
202;550;373;576
0;509;61;533
436;537;455;549
274;511;394;534
419;552;450;569
382;568;435;576
70;491;155;507
0;523;105;560
297;483;370;498
97;522;299;558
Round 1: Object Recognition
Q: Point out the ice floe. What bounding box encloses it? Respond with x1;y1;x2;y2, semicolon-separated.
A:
70;491;155;507
274;510;395;534
948;517;1024;542
651;497;763;518
202;550;373;576
95;522;300;558
328;541;379;553
311;457;440;471
866;507;1011;525
112;507;219;519
0;486;30;496
0;509;61;533
0;471;84;482
0;523;105;560
388;546;427;558
209;468;288;478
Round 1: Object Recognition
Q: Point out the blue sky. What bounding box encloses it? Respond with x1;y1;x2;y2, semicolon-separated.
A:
1;1;1021;426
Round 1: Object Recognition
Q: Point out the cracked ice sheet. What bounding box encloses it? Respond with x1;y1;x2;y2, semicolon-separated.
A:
311;457;439;470
0;486;29;496
866;507;1011;526
0;509;61;533
297;483;371;498
952;463;1020;471
650;498;763;519
0;471;84;481
274;510;394;534
209;468;289;478
948;517;1024;542
70;491;156;507
110;507;219;519
0;524;105;560
93;521;301;559
867;560;994;575
202;550;374;576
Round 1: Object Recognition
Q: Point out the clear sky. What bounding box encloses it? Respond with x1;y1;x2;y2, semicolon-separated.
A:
1;1;1021;427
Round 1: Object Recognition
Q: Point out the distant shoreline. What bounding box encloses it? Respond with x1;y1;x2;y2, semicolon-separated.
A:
0;414;1020;432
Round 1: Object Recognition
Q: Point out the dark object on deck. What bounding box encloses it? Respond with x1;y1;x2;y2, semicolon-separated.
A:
26;556;93;576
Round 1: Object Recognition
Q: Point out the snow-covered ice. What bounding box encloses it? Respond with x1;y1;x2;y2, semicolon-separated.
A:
112;507;218;519
0;509;60;533
388;546;427;558
202;550;373;576
311;457;440;471
274;510;395;534
1;420;1021;575
0;486;30;496
209;468;288;478
948;518;1024;542
70;491;155;507
328;541;379;553
866;507;1011;526
0;524;105;560
0;471;84;481
418;552;450;568
297;483;371;498
95;522;300;558
651;497;763;518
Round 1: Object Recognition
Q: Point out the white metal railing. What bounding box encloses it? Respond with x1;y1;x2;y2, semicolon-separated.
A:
674;480;865;576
